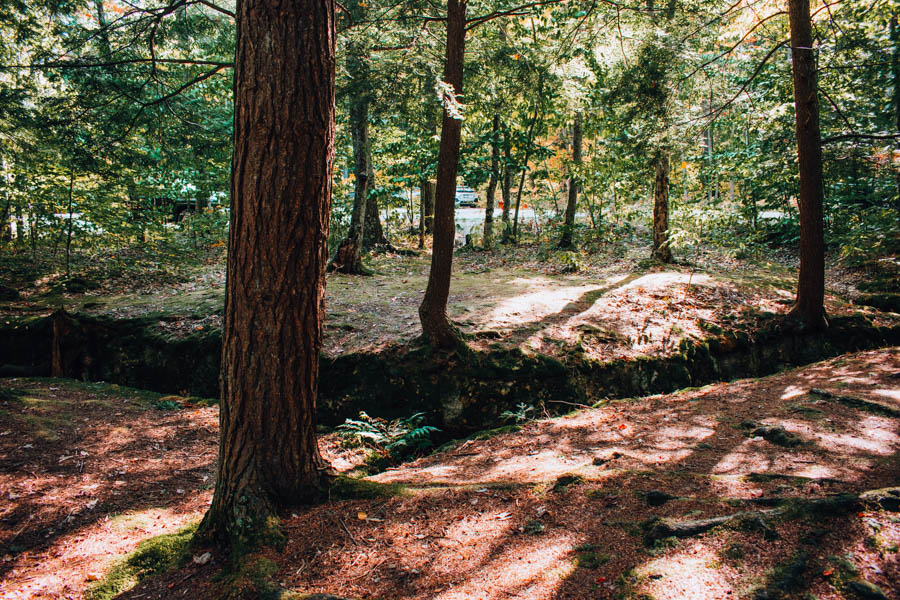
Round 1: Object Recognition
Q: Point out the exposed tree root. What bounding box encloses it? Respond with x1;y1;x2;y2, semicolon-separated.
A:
642;487;900;545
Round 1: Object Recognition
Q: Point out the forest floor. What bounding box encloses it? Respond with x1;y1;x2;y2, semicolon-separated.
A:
0;240;894;363
1;348;899;600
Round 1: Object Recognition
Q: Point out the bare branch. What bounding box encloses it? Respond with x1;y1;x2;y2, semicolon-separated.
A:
1;58;234;70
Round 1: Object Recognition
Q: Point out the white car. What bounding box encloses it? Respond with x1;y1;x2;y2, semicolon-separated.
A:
455;186;478;207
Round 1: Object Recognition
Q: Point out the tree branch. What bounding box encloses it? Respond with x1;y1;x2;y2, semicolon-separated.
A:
821;132;900;144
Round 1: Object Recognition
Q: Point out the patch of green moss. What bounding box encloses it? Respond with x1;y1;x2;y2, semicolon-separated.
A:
219;554;280;600
328;476;405;501
85;523;197;600
575;550;611;569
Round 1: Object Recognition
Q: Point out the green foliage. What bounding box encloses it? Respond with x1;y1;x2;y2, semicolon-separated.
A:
337;411;440;464
500;401;537;423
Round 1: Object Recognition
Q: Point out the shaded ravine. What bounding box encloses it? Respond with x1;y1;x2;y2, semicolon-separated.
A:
1;310;900;435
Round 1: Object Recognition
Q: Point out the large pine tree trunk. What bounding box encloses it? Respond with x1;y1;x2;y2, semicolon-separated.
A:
329;54;370;275
787;0;826;327
198;0;335;547
483;113;500;250
558;111;582;249
419;0;466;348
652;153;673;263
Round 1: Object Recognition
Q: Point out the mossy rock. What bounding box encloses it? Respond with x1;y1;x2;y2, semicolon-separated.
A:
846;580;888;600
752;425;802;448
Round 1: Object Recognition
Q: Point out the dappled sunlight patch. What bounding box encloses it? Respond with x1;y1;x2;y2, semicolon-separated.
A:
780;384;806;400
711;439;778;476
873;388;900;401
480;282;606;329
431;534;576;600
620;271;715;291
633;542;736;600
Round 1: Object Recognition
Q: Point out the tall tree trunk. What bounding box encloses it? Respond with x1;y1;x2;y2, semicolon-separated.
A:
418;0;466;348
483;113;500;250
0;192;11;245
652;153;673;262
362;148;391;250
500;134;512;241
65;171;74;278
891;11;900;226
511;73;544;242
787;0;826;328
198;0;335;548
15;202;24;246
558;111;582;249
329;53;370;275
421;179;435;235
418;183;425;249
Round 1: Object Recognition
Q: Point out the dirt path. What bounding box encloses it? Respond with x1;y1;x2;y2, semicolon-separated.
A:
2;349;899;600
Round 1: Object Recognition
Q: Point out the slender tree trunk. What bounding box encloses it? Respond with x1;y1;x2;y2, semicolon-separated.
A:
500;135;512;241
652;153;673;263
891;11;900;226
15;203;24;246
558;111;582;248
483;113;500;250
422;179;435;235
362;149;391;250
329;54;370;275
0;192;11;246
511;74;544;242
65;171;74;278
198;0;335;548
418;183;425;249
418;0;466;348
421;179;436;238
787;0;826;328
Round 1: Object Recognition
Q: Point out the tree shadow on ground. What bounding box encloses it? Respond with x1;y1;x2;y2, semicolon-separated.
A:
0;380;217;594
117;348;899;600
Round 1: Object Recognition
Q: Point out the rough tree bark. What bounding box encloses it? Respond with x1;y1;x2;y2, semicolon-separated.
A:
558;111;582;249
329;53;370;275
197;0;335;548
787;0;826;327
483;113;500;250
652;153;673;263
418;0;466;348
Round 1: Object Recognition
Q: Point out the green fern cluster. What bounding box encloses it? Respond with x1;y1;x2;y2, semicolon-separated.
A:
337;411;440;463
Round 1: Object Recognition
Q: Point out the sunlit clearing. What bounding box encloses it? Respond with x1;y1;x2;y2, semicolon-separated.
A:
780;384;805;400
481;280;606;328
634;542;735;600
432;533;576;600
620;272;713;290
873;388;900;401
